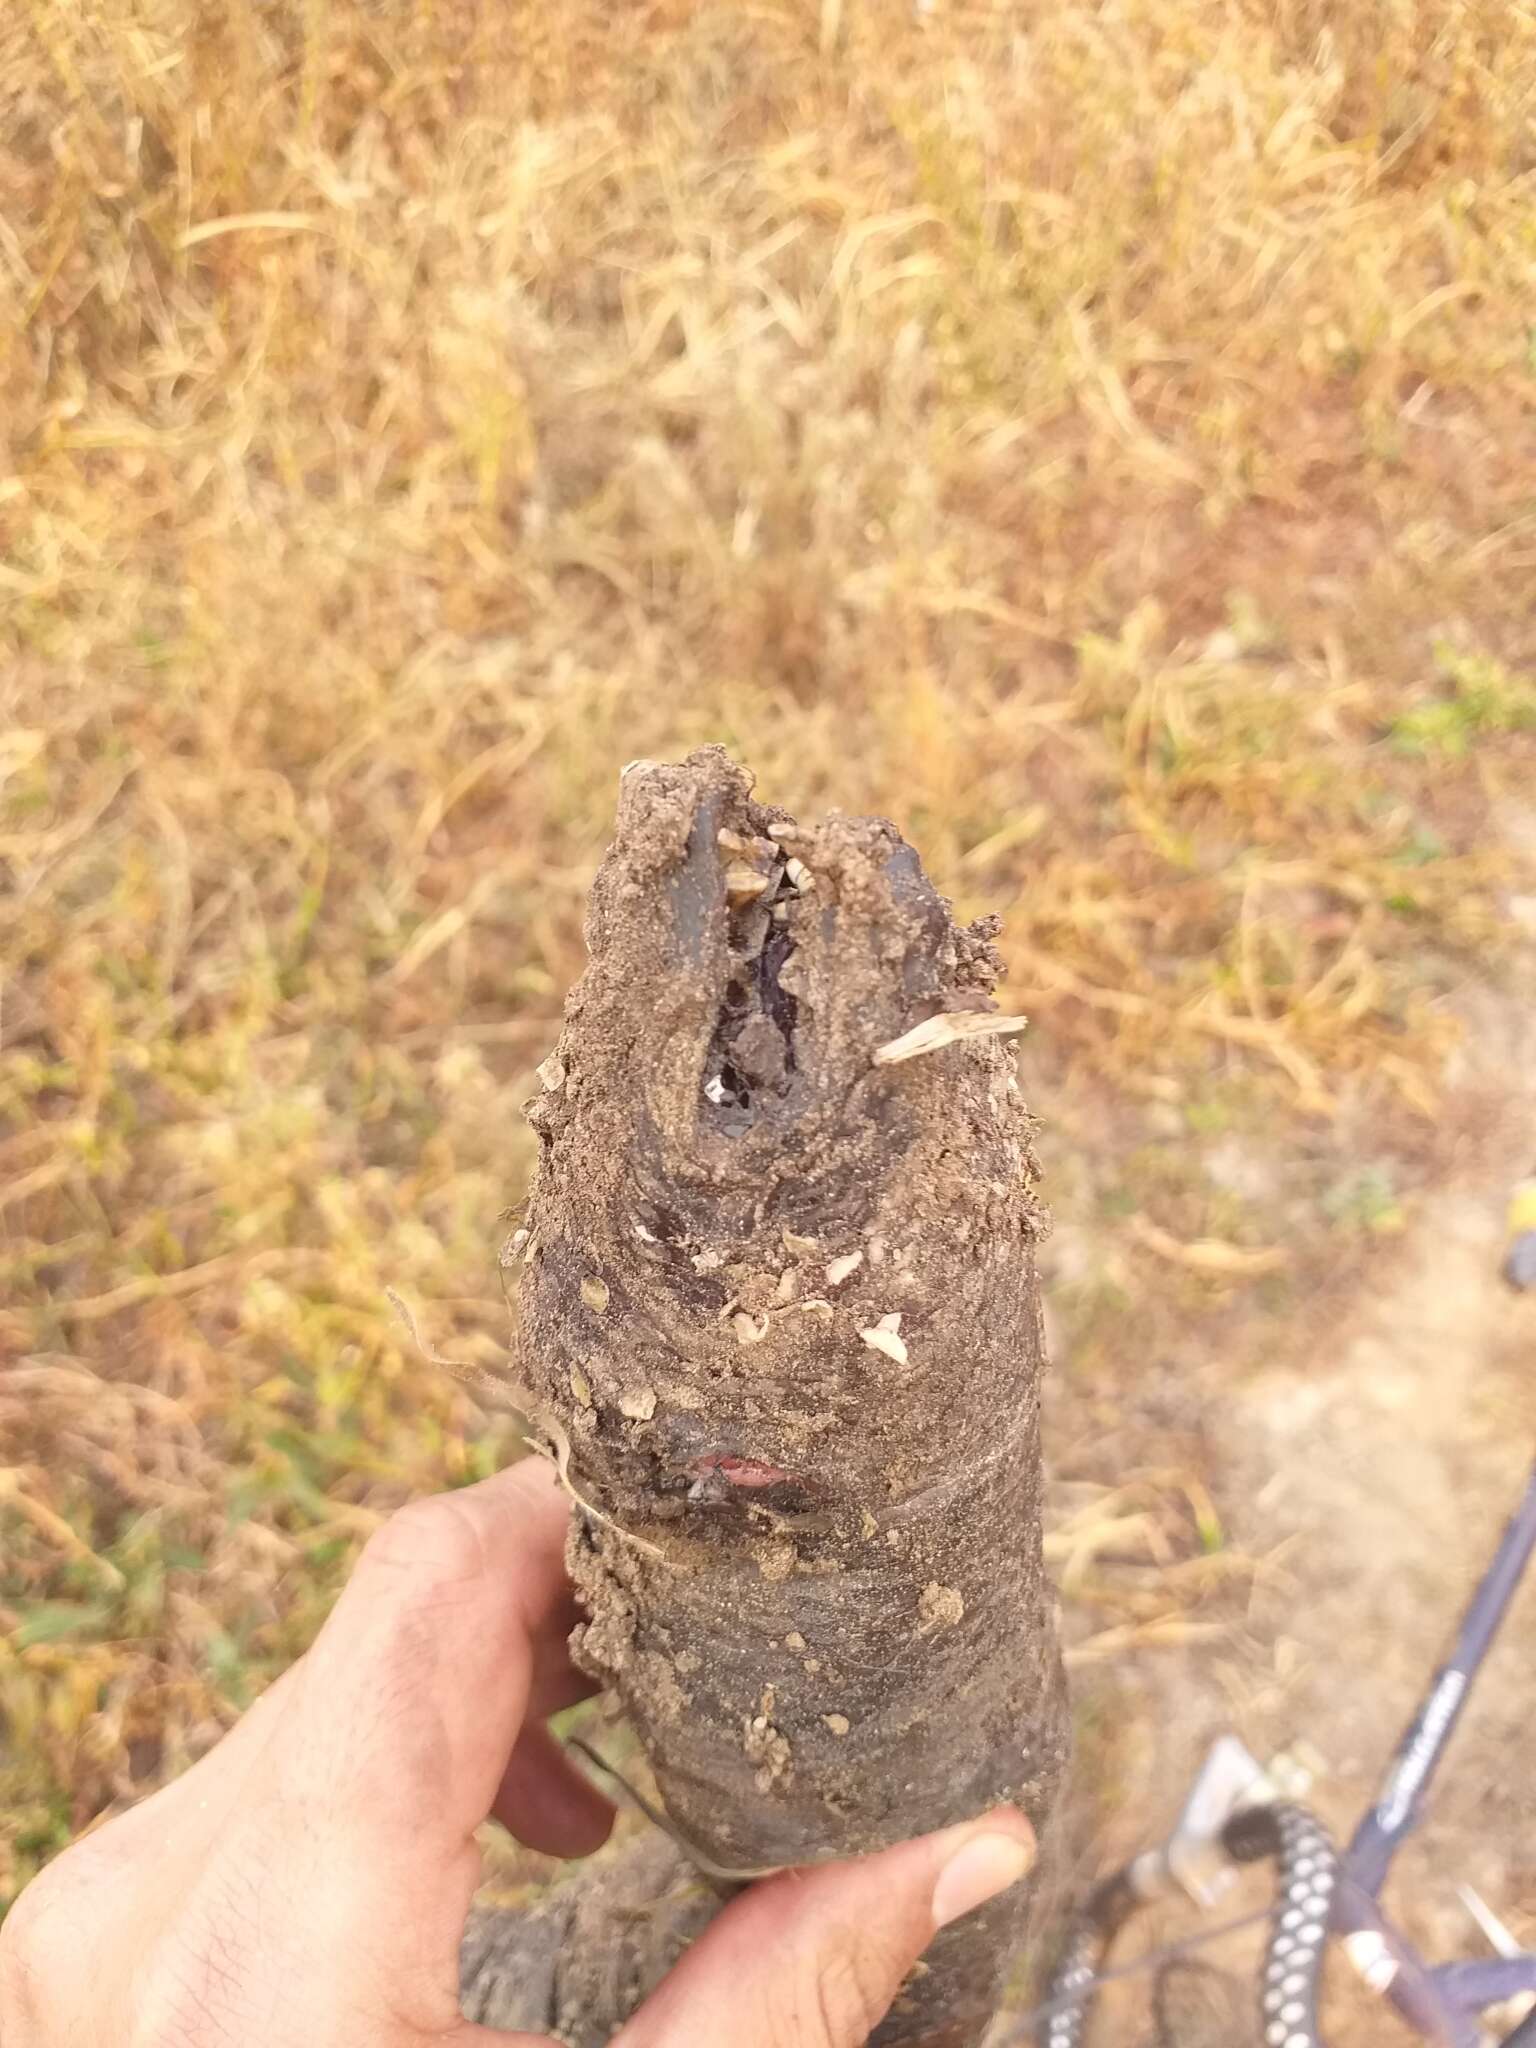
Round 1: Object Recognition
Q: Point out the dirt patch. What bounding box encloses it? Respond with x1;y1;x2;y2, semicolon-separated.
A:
1034;980;1536;2043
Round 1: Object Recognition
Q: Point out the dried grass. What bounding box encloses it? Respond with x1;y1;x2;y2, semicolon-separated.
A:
3;0;1535;1906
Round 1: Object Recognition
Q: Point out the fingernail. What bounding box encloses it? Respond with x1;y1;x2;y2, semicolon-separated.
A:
931;1830;1034;1929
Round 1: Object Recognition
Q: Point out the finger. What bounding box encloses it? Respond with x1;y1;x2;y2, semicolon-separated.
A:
110;1523;589;1859
438;2031;563;2047
611;1807;1035;2048
72;1663;302;1864
526;1610;601;1722
489;1723;615;1858
275;1458;577;1869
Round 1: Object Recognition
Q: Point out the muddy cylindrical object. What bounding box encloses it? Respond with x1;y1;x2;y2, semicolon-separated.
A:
479;748;1067;2046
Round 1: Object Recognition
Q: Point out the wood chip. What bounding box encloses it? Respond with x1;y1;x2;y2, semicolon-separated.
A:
782;1228;819;1256
825;1250;863;1286
919;1582;966;1629
799;1297;834;1320
873;1011;1029;1065
785;856;814;891
724;861;771;906
580;1275;610;1313
859;1322;909;1365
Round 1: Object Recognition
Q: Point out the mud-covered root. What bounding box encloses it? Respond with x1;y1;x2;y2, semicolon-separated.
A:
461;1833;718;2041
472;749;1068;2046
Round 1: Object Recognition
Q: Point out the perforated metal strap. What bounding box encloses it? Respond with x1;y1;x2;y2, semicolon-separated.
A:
1038;1915;1105;2048
1036;1869;1141;2048
1223;1801;1338;2048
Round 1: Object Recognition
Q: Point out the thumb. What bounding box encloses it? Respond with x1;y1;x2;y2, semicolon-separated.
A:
611;1807;1035;2048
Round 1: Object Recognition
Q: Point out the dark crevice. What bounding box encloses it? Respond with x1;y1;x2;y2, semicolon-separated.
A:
703;854;801;1128
759;921;799;1057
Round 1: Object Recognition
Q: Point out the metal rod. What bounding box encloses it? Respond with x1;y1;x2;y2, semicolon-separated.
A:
1330;1877;1476;2048
1432;1958;1536;2014
1346;1460;1536;1897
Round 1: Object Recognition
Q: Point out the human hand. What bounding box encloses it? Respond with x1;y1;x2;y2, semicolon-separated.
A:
0;1461;1035;2048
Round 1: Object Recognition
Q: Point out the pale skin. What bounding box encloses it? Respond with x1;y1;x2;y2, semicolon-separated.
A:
0;1461;1036;2048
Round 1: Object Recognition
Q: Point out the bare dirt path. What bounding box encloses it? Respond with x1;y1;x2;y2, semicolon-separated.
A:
1028;983;1536;2043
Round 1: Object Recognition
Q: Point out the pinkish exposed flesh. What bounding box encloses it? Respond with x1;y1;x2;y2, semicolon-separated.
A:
687;1454;794;1488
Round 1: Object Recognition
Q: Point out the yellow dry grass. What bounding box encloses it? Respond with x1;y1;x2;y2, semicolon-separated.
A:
3;0;1535;1909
